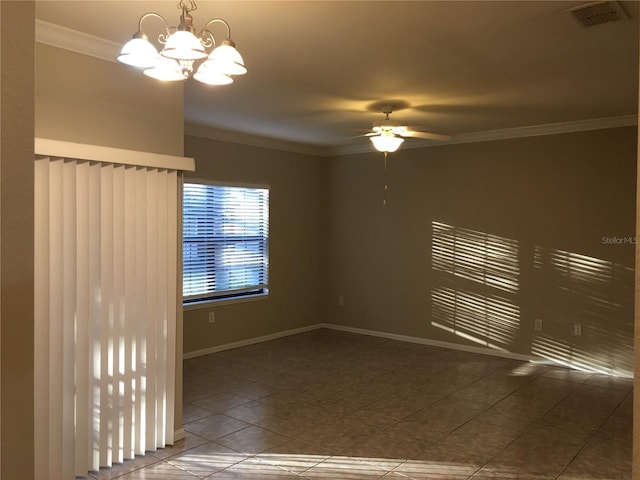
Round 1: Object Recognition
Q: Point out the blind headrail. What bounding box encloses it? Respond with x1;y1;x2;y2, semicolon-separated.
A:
35;138;196;172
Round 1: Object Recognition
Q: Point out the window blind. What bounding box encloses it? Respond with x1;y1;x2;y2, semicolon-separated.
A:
34;154;183;479
183;183;269;301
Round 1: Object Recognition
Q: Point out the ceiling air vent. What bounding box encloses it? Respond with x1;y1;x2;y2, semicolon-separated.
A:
568;1;629;27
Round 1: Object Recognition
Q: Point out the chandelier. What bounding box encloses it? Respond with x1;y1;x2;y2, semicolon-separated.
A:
117;0;247;85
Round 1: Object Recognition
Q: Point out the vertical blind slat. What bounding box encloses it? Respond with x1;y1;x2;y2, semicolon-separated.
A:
156;170;168;447
99;164;113;468
89;162;102;472
48;159;65;479
123;167;136;460
135;167;148;455
165;171;178;445
75;161;90;476
62;161;77;479
112;165;125;465
145;170;158;451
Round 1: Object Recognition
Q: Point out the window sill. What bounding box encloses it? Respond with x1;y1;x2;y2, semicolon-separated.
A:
183;292;269;311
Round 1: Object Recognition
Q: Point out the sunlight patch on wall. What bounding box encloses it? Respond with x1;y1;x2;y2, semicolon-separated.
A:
432;287;520;351
430;224;633;376
432;222;519;294
531;247;633;376
431;222;520;350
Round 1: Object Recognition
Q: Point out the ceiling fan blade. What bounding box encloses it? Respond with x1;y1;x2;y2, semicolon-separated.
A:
344;132;378;140
403;131;451;141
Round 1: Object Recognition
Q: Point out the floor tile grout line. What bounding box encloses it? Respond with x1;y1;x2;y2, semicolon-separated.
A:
397;357;549;440
383;358;595;480
462;373;593;479
552;389;633;480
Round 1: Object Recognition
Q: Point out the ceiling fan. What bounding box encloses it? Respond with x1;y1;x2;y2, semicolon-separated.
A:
361;104;451;206
366;105;451;153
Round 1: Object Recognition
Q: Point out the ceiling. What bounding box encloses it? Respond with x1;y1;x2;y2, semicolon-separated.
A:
36;1;639;153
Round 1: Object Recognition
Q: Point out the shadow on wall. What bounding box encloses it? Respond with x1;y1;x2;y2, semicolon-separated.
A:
430;221;634;377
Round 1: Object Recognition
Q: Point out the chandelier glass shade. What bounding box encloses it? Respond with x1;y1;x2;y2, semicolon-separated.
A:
143;57;187;81
117;0;246;85
370;132;404;153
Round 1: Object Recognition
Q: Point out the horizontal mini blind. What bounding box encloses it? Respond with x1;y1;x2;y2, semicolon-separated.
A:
183;183;269;301
34;152;183;479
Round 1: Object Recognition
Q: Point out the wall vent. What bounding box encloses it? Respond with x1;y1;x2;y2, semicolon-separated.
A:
568;1;629;27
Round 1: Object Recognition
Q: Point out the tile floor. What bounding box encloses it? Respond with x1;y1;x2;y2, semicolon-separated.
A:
89;328;633;479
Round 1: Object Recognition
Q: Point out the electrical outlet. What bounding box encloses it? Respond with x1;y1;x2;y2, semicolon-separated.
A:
573;323;582;336
338;296;345;306
534;319;543;331
208;312;216;323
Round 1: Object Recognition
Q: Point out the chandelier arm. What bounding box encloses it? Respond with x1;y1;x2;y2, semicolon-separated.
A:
138;12;170;32
137;12;172;43
201;18;232;41
199;30;217;50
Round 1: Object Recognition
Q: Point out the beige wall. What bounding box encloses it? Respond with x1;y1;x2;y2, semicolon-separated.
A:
327;127;637;374
633;24;640;477
35;43;184;156
183;136;327;354
1;2;35;478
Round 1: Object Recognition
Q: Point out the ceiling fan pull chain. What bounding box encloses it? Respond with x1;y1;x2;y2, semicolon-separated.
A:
383;151;388;206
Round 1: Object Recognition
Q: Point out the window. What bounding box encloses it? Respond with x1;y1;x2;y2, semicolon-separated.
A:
183;182;269;304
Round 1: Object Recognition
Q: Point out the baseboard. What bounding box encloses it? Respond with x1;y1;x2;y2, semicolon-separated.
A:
182;322;632;378
320;323;633;378
320;323;540;363
173;428;185;442
183;324;324;359
183;322;536;363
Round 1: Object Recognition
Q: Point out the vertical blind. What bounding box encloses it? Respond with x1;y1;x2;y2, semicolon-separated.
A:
34;154;180;478
183;183;269;301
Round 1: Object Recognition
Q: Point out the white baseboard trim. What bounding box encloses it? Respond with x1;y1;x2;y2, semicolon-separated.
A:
183;324;324;359
320;323;633;378
173;428;185;443
182;322;632;378
319;323;539;363
183;322;537;363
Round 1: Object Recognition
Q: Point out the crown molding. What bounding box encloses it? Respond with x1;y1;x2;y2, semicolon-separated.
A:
184;123;332;157
35;20;119;63
330;114;638;156
446;114;638;147
188;115;638;157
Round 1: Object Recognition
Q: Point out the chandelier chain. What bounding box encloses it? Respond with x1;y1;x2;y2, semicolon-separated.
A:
178;0;198;13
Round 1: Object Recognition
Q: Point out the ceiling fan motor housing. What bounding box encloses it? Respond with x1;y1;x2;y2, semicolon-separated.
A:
373;121;408;136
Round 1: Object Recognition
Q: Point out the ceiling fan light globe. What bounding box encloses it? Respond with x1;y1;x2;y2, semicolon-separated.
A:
370;134;404;153
161;30;207;61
